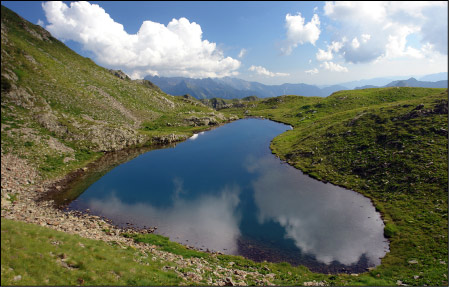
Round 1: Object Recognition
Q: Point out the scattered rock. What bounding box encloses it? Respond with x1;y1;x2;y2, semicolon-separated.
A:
413;104;424;111
183;116;218;127
224;277;234;286
152;134;187;145
432;99;448;114
303;280;326;286
396;280;409;286
1;148;278;287
108;69;130;80
1;198;11;207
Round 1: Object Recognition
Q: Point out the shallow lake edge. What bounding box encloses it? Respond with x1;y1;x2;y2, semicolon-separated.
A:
38;116;390;274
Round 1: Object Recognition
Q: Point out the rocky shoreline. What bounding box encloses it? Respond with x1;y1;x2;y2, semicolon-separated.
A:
1;152;280;286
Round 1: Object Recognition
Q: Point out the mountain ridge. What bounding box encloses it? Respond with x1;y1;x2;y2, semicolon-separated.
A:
146;74;447;100
356;77;447;89
145;75;345;99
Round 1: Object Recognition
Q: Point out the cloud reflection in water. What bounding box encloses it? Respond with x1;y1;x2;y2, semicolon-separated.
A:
87;185;241;254
247;155;388;266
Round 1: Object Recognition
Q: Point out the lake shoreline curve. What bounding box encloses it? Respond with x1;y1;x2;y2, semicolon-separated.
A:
1;115;386;284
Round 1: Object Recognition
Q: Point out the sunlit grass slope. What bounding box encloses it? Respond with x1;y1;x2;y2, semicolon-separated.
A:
1;5;230;179
221;87;448;286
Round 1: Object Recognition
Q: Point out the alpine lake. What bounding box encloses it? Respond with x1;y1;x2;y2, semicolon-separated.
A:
51;118;389;274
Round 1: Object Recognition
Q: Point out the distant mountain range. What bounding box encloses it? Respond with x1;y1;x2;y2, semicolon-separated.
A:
145;75;345;99
333;72;448;90
355;77;448;89
145;73;447;100
417;72;448;82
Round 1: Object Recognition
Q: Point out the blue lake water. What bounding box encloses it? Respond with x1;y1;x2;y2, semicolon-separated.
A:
68;118;388;273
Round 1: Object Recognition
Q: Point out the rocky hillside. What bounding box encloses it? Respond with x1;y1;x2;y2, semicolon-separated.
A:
1;5;234;179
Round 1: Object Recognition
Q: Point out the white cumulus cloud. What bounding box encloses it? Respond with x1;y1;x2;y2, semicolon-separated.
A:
322;1;447;63
238;48;247;58
316;41;343;61
329;41;343;52
248;65;289;77
351;37;360;49
316;48;333;61
320;61;348;72
305;68;319;75
361;33;371;43
42;1;241;79
281;12;321;55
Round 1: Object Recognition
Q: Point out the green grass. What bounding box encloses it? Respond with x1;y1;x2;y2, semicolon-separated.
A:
117;232;397;285
1;218;183;286
383;223;399;239
13;68;25;81
1;5;234;180
219;87;448;286
1;220;395;286
126;233;209;259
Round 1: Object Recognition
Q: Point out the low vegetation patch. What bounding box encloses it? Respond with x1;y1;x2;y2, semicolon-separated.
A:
1;218;182;286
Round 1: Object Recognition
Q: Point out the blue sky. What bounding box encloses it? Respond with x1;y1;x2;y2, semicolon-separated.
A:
3;1;448;85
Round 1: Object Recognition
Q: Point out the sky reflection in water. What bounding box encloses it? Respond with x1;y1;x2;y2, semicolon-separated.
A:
69;118;388;271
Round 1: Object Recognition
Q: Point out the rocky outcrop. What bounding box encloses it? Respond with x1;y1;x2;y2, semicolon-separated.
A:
32;108;148;152
399;100;448;120
134;79;162;92
184;116;218;126
3;85;38;109
200;98;258;111
86;85;141;128
151;133;188;145
34;111;70;136
85;125;148;152
108;69;130;80
183;112;230;127
200;98;231;110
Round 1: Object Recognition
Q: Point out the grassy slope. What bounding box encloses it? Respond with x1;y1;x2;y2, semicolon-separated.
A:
221;87;448;286
1;5;227;179
1;218;183;286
